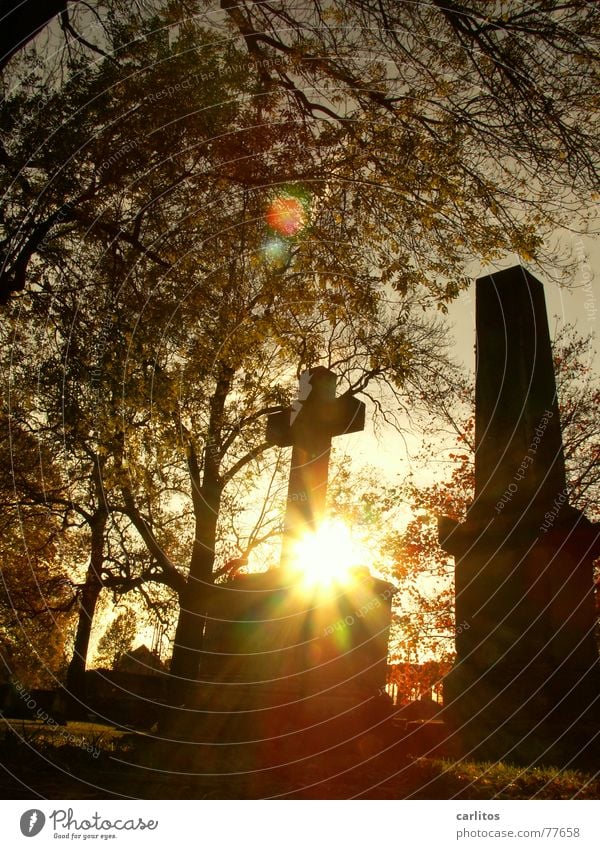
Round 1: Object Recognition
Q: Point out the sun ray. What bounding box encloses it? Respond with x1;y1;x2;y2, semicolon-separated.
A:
289;518;367;591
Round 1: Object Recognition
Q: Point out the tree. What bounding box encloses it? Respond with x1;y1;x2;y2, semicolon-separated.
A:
389;437;474;665
0;1;167;73
1;264;192;699
211;1;599;270
1;1;70;72
4;4;599;308
1;12;299;696
14;2;593;706
0;412;77;687
94;607;137;669
123;189;457;703
553;324;600;522
2;4;468;709
0;9;265;303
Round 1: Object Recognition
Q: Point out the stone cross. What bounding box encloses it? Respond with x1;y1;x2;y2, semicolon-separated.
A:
266;366;365;567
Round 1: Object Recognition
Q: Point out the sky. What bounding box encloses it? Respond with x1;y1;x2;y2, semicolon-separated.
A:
347;224;600;484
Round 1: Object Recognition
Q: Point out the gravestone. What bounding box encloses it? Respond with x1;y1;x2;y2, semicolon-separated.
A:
439;265;600;765
169;368;395;774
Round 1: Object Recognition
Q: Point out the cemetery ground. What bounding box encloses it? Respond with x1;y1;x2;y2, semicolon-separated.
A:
1;718;599;800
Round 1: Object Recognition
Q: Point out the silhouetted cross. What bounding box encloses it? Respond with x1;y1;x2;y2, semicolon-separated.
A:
266;366;365;566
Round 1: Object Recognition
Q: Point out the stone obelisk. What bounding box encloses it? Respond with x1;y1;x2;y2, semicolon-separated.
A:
440;266;600;765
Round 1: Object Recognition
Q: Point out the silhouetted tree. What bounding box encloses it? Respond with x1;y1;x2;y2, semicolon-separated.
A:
94;607;137;669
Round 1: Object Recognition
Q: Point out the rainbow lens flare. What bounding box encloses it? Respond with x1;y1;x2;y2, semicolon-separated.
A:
265;190;310;237
263;236;291;269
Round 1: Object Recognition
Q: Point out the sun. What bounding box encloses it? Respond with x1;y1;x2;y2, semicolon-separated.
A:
289;518;365;591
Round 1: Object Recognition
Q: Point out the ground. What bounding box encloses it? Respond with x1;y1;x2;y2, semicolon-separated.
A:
1;720;598;799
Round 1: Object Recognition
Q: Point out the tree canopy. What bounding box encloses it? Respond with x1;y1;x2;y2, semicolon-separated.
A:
2;2;598;305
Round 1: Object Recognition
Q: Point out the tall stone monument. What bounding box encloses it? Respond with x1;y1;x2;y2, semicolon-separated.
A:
440;265;600;765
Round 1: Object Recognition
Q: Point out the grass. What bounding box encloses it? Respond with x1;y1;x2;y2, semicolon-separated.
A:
1;718;126;752
1;718;598;799
411;757;600;800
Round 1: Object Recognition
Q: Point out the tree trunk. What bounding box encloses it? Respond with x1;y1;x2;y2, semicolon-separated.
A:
65;508;107;710
168;361;233;707
168;472;222;706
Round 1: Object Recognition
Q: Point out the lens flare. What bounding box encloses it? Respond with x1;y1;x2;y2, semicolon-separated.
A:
265;194;308;237
290;518;364;590
262;236;291;269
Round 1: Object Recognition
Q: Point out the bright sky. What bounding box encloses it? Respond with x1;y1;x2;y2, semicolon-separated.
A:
350;225;600;484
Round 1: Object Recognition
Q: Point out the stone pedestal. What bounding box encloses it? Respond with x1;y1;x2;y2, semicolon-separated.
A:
441;510;600;764
164;567;395;772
